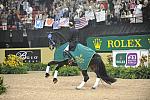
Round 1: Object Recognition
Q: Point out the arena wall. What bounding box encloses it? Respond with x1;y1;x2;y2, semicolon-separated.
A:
0;48;110;64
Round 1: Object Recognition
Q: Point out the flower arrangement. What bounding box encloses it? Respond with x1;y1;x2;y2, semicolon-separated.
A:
0;54;27;74
139;55;148;67
3;54;24;67
107;54;113;65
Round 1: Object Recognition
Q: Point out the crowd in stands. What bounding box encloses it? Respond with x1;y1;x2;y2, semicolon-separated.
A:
0;0;150;30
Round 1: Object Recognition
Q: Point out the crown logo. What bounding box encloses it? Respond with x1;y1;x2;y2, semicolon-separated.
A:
93;38;102;50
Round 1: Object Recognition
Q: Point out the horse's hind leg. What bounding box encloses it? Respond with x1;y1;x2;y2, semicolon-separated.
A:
92;71;101;89
76;70;89;90
90;64;101;89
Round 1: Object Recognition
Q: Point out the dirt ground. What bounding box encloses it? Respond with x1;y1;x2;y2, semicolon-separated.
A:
0;71;150;100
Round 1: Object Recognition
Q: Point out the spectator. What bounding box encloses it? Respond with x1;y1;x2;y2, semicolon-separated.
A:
134;0;143;16
143;0;150;21
13;10;21;30
22;0;29;15
1;12;8;30
120;0;128;16
129;0;136;14
26;14;33;29
7;10;15;28
114;2;121;18
26;5;33;17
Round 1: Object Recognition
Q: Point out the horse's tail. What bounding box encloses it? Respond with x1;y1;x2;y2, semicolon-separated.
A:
93;54;117;85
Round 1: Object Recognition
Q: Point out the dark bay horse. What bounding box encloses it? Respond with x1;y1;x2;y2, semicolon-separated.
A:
45;32;116;89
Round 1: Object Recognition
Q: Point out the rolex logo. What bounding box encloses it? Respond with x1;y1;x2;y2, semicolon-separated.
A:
93;38;102;50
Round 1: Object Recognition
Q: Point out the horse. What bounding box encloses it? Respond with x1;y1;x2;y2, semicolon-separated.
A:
45;32;116;89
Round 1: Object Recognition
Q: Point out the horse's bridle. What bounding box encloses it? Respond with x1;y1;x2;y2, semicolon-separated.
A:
48;33;56;50
48;32;68;50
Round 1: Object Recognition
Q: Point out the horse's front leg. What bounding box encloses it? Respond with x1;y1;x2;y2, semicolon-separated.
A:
53;65;59;84
45;61;58;78
76;70;89;90
53;62;65;84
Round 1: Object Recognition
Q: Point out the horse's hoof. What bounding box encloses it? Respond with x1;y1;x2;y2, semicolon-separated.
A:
45;73;50;78
91;87;96;89
53;78;58;84
76;87;81;90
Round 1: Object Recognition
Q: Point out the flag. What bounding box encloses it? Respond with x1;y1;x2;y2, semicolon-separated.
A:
95;11;106;22
85;11;95;21
59;18;69;27
74;17;88;29
45;18;54;27
34;19;44;29
53;20;60;29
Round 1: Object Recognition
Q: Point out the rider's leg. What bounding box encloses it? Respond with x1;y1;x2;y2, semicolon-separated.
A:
76;70;89;89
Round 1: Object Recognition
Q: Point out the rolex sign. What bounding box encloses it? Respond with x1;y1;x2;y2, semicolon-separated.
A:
87;35;150;52
5;50;41;63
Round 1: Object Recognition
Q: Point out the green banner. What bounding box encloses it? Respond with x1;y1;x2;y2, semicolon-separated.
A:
87;35;150;52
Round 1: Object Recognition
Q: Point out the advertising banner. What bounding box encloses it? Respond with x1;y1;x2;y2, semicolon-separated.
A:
113;50;149;67
5;49;41;63
87;35;150;52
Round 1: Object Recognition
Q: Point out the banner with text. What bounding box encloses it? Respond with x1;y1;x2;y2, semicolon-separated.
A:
113;50;149;67
5;49;41;63
87;35;150;52
113;50;141;67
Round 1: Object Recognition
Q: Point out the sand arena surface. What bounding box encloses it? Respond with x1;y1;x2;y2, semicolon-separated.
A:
0;71;150;100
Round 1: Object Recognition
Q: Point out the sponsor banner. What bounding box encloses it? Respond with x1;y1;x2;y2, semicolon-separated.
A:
87;35;150;52
113;50;141;67
5;50;41;63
